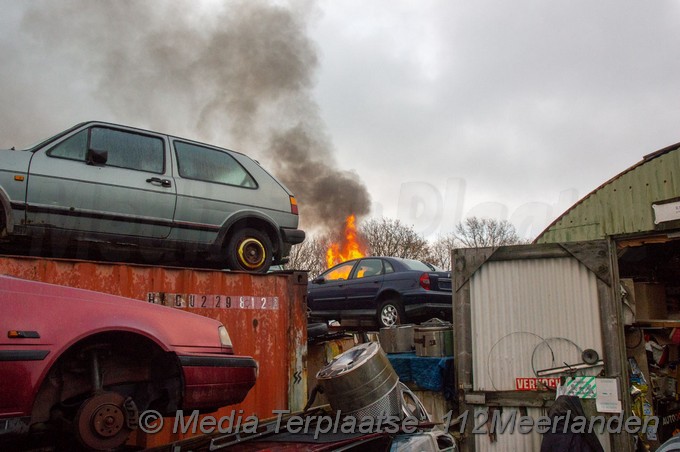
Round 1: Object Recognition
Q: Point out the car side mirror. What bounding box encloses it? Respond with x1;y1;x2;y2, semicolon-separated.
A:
312;276;325;284
86;148;108;165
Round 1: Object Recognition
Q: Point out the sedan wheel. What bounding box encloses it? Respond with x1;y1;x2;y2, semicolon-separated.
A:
378;300;404;327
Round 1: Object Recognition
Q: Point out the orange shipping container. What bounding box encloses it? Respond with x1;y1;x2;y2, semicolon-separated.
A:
0;255;308;446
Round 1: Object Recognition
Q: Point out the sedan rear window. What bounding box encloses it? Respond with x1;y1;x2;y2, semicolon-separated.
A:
354;259;383;279
400;259;434;271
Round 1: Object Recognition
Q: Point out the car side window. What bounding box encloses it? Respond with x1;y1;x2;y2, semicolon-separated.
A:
46;129;88;161
384;261;395;274
90;127;164;173
354;258;383;279
174;141;257;188
324;262;355;281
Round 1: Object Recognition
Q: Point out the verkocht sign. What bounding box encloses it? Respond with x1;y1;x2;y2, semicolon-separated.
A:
516;377;560;391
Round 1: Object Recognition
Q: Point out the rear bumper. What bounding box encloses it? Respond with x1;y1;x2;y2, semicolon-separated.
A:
402;291;453;321
179;355;258;410
403;302;453;321
280;228;305;245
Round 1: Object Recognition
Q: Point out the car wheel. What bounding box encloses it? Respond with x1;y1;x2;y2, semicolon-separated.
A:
378;299;405;327
74;391;138;451
225;228;273;273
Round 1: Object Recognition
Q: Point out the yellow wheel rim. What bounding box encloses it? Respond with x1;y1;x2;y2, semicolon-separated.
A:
238;238;266;269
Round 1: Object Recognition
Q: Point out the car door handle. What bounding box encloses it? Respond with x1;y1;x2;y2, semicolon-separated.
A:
146;177;172;187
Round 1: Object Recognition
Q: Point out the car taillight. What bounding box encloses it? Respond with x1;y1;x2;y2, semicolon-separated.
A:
290;196;299;215
419;273;431;290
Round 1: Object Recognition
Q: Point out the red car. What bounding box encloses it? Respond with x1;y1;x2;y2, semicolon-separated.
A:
0;275;258;450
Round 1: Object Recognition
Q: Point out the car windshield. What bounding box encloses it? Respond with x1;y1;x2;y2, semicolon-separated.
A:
400;259;435;271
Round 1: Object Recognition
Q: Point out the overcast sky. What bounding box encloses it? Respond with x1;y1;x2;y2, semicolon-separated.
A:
2;0;679;241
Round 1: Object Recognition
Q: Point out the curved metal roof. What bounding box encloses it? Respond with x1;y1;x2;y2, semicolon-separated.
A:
535;141;680;243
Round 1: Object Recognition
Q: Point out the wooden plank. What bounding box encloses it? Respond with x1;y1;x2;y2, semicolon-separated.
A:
453;260;474;452
464;391;555;408
487;243;569;262
452;247;496;291
633;320;680;328
599;238;634;452
562;240;611;285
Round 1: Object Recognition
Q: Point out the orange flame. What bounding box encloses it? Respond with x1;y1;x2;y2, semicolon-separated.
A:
326;214;368;268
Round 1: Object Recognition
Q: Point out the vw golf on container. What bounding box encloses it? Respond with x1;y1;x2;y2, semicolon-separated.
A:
0;121;304;272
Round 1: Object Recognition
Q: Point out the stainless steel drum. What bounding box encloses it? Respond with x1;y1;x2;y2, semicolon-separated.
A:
414;318;454;357
316;342;401;420
379;324;415;353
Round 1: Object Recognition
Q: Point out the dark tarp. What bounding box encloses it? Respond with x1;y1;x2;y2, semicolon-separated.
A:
540;395;604;452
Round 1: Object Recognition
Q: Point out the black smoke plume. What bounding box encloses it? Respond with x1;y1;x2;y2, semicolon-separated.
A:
8;0;371;232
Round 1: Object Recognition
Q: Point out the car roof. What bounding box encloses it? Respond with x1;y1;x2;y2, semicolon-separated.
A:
322;256;443;274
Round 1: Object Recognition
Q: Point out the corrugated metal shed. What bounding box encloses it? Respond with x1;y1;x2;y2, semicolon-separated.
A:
470;258;603;392
453;241;631;452
469;257;606;451
536;142;680;243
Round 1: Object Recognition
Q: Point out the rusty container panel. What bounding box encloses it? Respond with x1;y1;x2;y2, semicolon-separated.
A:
0;255;308;446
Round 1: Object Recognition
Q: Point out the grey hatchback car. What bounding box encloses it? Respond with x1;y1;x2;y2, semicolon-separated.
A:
0;121;304;272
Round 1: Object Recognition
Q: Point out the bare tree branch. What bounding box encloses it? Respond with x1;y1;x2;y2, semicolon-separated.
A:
360;217;430;261
453;217;523;248
284;235;330;279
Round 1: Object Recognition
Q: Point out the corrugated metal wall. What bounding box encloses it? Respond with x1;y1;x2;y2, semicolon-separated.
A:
0;255;308;447
470;257;606;450
537;145;680;243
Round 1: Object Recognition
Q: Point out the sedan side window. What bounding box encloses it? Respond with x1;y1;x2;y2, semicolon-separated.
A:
90;127;164;173
354;259;384;279
324;262;355;281
47;130;88;161
175;141;257;188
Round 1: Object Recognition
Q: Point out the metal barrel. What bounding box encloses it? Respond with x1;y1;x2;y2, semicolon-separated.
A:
379;324;414;353
316;342;401;418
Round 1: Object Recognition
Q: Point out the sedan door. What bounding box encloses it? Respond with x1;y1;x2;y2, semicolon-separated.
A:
25;125;176;239
342;258;386;318
308;261;356;320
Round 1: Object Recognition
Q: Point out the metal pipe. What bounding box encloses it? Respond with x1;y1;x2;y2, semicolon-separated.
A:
91;350;102;391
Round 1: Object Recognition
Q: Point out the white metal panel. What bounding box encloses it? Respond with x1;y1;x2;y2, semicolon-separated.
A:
470;257;606;451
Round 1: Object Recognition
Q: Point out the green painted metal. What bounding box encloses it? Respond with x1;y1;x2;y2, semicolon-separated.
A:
536;143;680;243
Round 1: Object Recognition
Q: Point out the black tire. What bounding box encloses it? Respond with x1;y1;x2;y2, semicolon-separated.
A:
307;322;329;338
0;204;6;237
377;298;405;327
225;228;273;273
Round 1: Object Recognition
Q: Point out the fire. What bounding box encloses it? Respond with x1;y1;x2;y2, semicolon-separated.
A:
326;214;368;268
